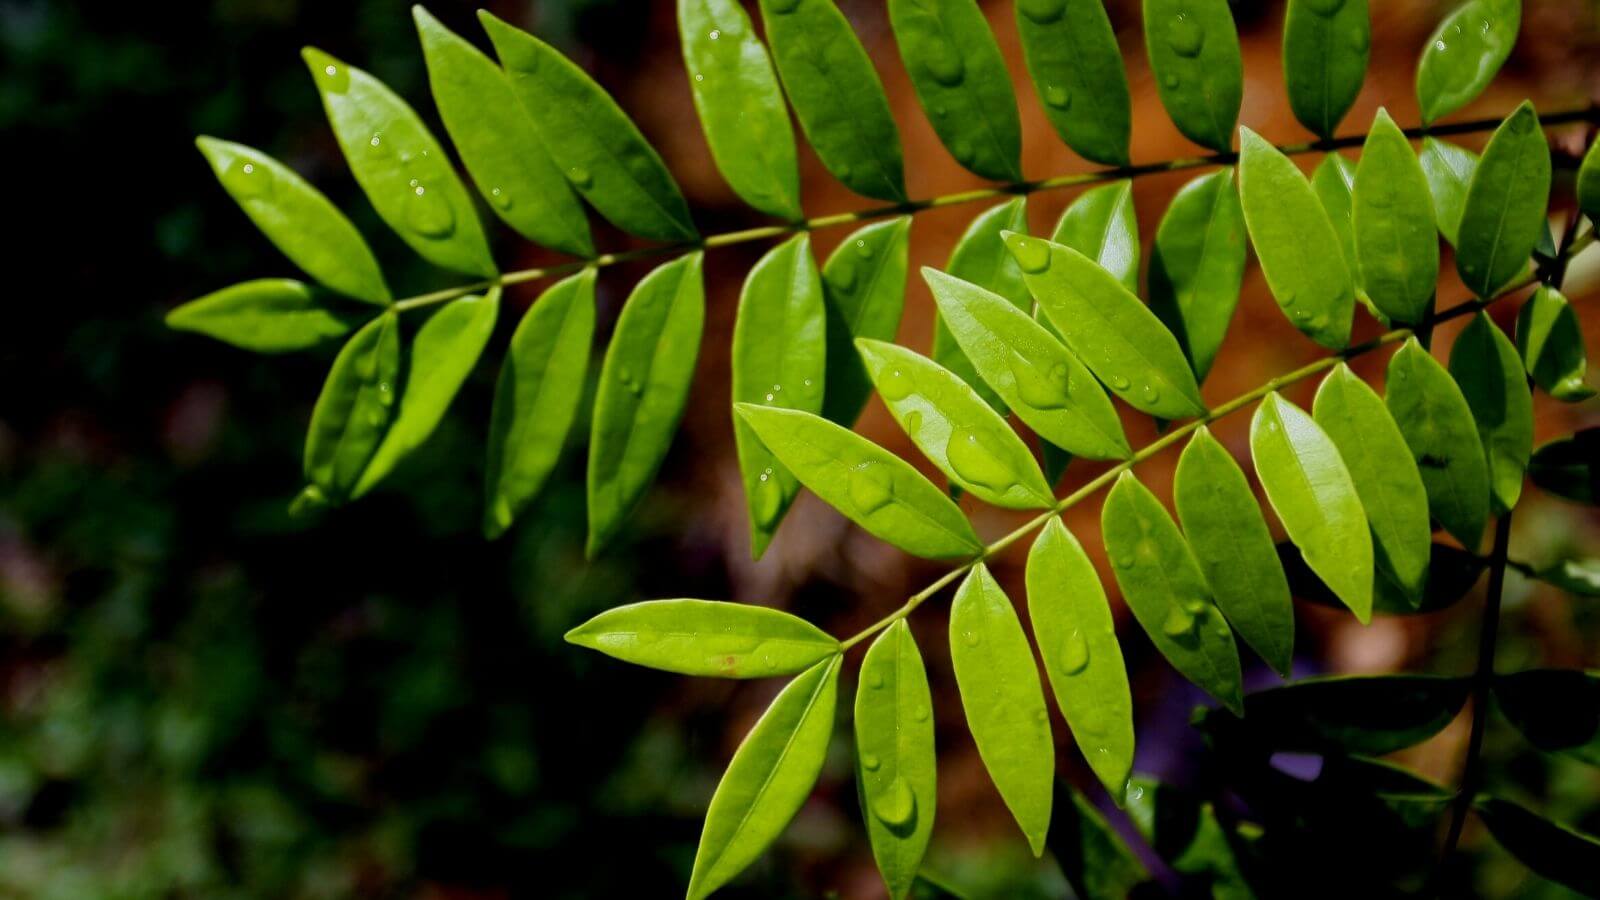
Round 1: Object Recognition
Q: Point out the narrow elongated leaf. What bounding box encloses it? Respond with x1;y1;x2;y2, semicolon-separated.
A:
888;0;1021;181
1143;0;1243;153
822;217;912;427
1493;669;1600;766
1418;137;1478;246
588;254;705;555
1283;0;1369;139
166;279;360;353
1386;338;1490;547
1516;286;1595;401
1311;153;1359;287
1528;429;1599;505
1238;127;1357;349
1414;0;1521;124
1102;473;1243;714
1450;313;1533;514
1026;519;1134;800
687;655;841;899
482;271;596;538
481;13;697;242
195;139;390;304
1124;778;1253;895
1532;557;1600;597
1175;427;1294;676
354;291;499;497
1352;110;1440;325
758;0;905;201
679;0;802;219
1049;180;1138;292
855;621;936;900
302;312;402;504
1282;540;1484;616
1013;0;1130;166
1198;675;1471;755
1455;102;1550;298
1251;392;1374;622
1148;168;1246;381
1048;780;1153;899
950;564;1053;854
1474;795;1600;897
732;235;827;558
933;201;1030;414
301;48;495;277
734;405;982;558
1580;137;1600;219
1007;234;1206;419
415;8;592;256
565;599;838;677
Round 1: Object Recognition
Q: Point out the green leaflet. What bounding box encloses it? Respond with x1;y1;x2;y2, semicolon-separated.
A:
1013;0;1130;166
822;217;912;427
1580;137;1600;219
1007;233;1207;419
1455;102;1551;298
1050;180;1138;291
1148;168;1246;382
1474;795;1600;897
1516;286;1595;401
1450;314;1533;514
1174;427;1294;677
1282;0;1369;139
1142;0;1243;153
354;291;499;498
1124;779;1252;896
1533;557;1600;598
1311;153;1359;285
731;235;827;558
949;564;1053;855
1238;127;1357;349
166;279;360;353
301;48;496;278
588;254;705;555
1048;780;1154;899
1528;429;1599;505
922;268;1129;461
1414;0;1521;124
302;312;403;505
1250;392;1374;622
734;405;982;558
1198;675;1470;755
1282;540;1484;616
1352;110;1440;325
564;598;838;677
1312;364;1433;604
1026;519;1135;801
481;13;698;242
933;198;1031;414
679;0;802;219
195;139;390;304
1418;137;1478;246
758;0;905;201
1102;473;1243;714
1385;338;1490;548
482;271;596;539
1493;669;1600;766
888;0;1021;182
855;621;936;900
687;655;841;900
856;339;1052;510
414;8;592;257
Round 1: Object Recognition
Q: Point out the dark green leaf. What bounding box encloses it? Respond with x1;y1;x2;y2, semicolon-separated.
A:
1418;137;1477;246
1283;0;1369;139
1143;0;1243;153
1455;101;1551;298
1516;286;1595;402
1352;109;1440;325
1013;0;1130;166
1148;168;1247;382
1049;180;1138;291
855;620;936;900
166;279;361;353
1449;313;1533;514
1474;795;1600;897
1048;780;1154;900
822;217;912;427
1310;153;1359;284
1198;675;1470;755
1528;428;1600;505
1414;0;1521;124
1532;557;1600;597
1281;540;1485;616
565;598;838;677
1493;669;1600;765
302;312;403;503
1580;136;1600;220
1386;338;1491;547
933;198;1031;413
1124;777;1254;896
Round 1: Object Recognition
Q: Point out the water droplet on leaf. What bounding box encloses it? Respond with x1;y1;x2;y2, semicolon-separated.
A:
872;776;916;828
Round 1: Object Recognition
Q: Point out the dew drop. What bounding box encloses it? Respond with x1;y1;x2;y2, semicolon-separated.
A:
862;753;881;772
1112;552;1136;569
829;258;859;292
867;670;885;689
405;182;456;238
946;427;1016;493
963;630;981;647
904;409;924;434
768;0;801;12
1162;72;1180;90
848;462;894;514
912;705;930;722
1162;605;1196;637
1059;629;1090;675
872;776;916;828
320;63;350;93
568;166;594;189
708;28;721;40
1141;384;1161;405
1107;374;1132;391
1010;238;1052;274
835;162;853;181
1347;25;1369;52
225;156;272;200
1167;13;1205;57
951;139;974;165
1012;355;1070;410
921;37;965;86
490;186;513;211
753;473;785;526
1183;598;1207;616
1043;84;1072;110
694;72;704;82
854;238;873;259
1303;0;1345;15
878;366;915;401
1016;0;1066;24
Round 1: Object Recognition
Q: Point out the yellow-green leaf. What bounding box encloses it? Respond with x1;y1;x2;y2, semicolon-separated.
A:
855;620;936;899
565;599;838;677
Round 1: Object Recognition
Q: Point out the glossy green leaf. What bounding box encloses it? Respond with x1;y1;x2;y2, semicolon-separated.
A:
1455;101;1550;298
1474;795;1600;897
588;254;705;555
1516;286;1595;402
302;312;403;504
1007;233;1207;419
1026;519;1134;800
1251;392;1373;622
949;564;1053;854
1580;137;1600;219
1283;0;1369;139
414;8;592;256
1352;109;1440;324
1198;674;1471;755
565;598;838;677
1385;338;1491;547
1102;472;1243;714
888;0;1021;181
687;655;841;899
1312;364;1433;604
1048;780;1153;899
1450;313;1533;514
855;620;936;900
1414;0;1521;124
1493;669;1600;766
1148;168;1247;382
354;290;498;498
481;12;697;242
1238;127;1357;349
822;217;912;427
933;198;1031;413
1528;428;1599;505
1418;137;1478;246
1175;426;1294;676
1532;557;1600;597
1281;540;1485;616
1049;180;1138;291
482;271;596;539
758;0;905;201
301;48;495;278
679;0;802;219
734;405;982;558
1013;0;1130;166
166;279;360;353
1142;0;1243;153
1310;153;1361;304
195;138;390;304
731;235;827;558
